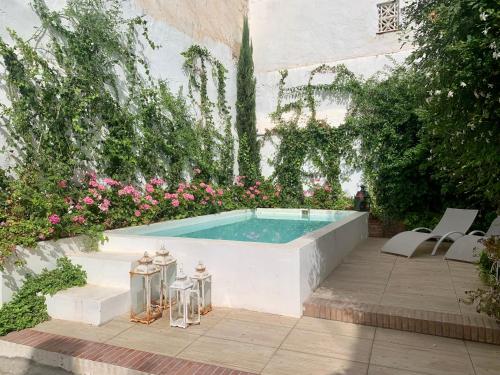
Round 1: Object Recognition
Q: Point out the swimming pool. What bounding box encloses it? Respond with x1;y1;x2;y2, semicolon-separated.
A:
102;209;368;317
135;210;351;243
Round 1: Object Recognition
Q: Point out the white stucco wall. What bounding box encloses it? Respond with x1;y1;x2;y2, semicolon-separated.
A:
248;0;412;194
0;0;240;170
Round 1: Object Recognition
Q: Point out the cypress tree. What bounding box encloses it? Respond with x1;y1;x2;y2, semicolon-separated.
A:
236;17;260;182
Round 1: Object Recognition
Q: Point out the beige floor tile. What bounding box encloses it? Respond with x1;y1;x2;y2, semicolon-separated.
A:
226;308;298;328
384;281;455;298
177;336;275;373
106;324;198;356
204;318;291;347
371;341;475;375
281;328;373;363
465;341;500;375
380;292;460;314
368;365;429;375
296;316;376;339
374;328;468;353
262;349;368;375
313;287;383;305
33;319;132;343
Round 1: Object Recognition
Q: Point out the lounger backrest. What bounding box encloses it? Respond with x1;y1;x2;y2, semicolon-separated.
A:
432;208;478;236
486;216;500;236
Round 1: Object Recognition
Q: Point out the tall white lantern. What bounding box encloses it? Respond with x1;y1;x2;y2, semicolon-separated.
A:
191;261;212;315
153;246;177;310
130;252;162;324
169;267;200;328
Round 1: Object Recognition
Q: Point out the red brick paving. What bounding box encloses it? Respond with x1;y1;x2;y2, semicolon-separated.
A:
1;329;255;374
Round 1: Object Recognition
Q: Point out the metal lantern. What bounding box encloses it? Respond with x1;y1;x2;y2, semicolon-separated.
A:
191;261;212;315
169;266;200;328
354;184;370;211
130;252;162;324
153;246;177;310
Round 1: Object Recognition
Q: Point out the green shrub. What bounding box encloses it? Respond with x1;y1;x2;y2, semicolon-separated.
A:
0;257;87;336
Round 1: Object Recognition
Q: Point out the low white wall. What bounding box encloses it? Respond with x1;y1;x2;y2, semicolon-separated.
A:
0;237;92;307
102;209;368;317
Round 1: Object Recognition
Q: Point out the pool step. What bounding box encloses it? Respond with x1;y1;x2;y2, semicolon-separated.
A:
303;296;500;345
68;252;139;289
46;284;130;326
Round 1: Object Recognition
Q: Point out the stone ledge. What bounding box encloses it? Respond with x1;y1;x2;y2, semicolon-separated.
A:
303;296;500;345
1;329;255;375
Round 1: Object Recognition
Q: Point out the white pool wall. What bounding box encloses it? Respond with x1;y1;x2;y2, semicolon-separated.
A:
102;209;368;317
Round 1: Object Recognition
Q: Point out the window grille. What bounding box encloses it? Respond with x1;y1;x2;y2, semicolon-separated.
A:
377;1;399;33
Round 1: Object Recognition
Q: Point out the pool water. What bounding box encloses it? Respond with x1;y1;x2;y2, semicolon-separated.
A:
144;217;334;244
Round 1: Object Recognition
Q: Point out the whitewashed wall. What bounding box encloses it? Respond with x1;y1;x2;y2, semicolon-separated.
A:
249;0;412;194
1;0;413;194
0;0;242;170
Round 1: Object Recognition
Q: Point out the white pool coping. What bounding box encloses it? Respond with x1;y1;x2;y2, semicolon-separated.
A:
102;208;369;317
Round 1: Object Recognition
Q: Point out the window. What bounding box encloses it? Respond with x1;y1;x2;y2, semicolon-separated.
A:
377;1;399;33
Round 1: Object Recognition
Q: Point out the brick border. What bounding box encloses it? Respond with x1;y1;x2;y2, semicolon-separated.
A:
303;297;500;345
1;329;255;375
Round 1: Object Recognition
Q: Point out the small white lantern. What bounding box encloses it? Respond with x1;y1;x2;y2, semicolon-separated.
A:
130;252;162;324
169;266;200;328
153;246;177;310
191;261;212;315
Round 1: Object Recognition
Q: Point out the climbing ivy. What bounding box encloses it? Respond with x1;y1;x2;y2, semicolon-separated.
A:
181;45;235;185
266;65;358;201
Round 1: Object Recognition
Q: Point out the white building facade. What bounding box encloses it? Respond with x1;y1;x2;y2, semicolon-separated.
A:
0;0;411;194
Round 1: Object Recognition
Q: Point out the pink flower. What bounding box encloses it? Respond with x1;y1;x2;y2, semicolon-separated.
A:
201;200;207;205
118;185;136;196
200;182;207;188
193;168;201;175
145;183;154;193
304;190;314;198
263;195;269;200
64;196;73;205
48;214;61;225
171;199;180;207
97;184;106;191
164;192;172;200
183;193;195;201
57;180;67;189
38;234;46;240
250;194;255;199
82;196;94;205
237;182;244;187
151;199;158;205
98;199;111;212
255;181;261;186
134;210;141;217
71;215;86;224
149;177;164;186
217;200;222;206
254;189;261;195
103;178;120;186
217;189;224;196
145;195;153;202
140;204;151;210
75;204;83;211
205;186;215;195
324;185;332;192
89;180;99;188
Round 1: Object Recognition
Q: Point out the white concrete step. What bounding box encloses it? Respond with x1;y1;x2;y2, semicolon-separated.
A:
46;284;130;326
68;252;139;289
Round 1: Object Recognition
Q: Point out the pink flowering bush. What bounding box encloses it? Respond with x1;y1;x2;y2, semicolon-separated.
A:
0;169;351;267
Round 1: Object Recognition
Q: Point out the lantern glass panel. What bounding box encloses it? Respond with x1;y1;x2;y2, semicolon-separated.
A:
170;288;188;328
130;273;146;317
188;289;201;324
203;277;212;314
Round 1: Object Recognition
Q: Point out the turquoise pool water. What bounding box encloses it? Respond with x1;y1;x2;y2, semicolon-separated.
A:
144;216;340;244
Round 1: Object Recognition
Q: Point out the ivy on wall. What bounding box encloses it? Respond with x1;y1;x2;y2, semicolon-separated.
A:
266;65;358;202
181;45;235;185
0;0;233;186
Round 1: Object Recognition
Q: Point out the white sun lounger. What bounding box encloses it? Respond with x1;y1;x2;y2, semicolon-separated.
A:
381;208;479;258
444;216;500;263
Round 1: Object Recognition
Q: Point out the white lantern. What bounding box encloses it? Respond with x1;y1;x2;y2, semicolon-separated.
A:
153;246;177;310
130;252;162;324
169;266;200;328
191;261;212;315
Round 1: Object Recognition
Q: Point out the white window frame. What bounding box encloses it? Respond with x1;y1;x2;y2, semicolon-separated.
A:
377;1;400;34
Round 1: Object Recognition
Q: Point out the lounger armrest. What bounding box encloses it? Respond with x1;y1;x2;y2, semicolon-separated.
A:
468;230;486;236
412;227;432;233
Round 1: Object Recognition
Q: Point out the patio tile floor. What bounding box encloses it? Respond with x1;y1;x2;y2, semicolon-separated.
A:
2;308;500;374
305;237;500;344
